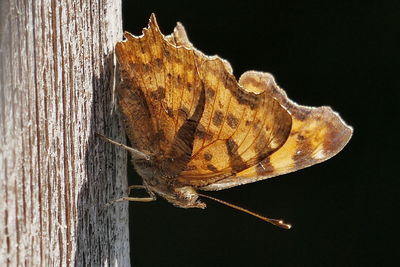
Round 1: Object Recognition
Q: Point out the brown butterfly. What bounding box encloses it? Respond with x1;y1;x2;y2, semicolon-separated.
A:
101;14;352;229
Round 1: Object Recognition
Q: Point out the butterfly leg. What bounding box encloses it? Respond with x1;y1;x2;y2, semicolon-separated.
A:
95;132;150;160
107;185;156;206
106;194;156;206
126;185;156;202
114;196;156;202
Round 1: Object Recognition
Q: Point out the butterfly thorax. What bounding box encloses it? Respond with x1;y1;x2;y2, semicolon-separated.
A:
132;156;206;209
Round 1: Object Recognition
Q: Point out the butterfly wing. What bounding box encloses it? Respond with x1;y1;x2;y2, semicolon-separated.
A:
116;14;352;190
200;71;353;190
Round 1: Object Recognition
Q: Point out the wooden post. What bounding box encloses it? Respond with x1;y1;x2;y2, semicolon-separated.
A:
0;0;130;266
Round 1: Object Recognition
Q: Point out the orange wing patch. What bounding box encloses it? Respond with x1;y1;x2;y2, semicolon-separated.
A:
178;59;292;186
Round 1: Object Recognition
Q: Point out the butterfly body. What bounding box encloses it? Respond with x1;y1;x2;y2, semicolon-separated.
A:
115;14;352;209
131;139;206;209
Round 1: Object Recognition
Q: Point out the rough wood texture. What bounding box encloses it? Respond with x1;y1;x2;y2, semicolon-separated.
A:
0;0;130;266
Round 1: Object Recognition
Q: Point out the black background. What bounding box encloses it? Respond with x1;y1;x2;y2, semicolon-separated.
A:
122;1;398;266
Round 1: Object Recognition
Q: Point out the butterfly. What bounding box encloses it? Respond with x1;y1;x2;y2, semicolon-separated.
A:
104;14;352;228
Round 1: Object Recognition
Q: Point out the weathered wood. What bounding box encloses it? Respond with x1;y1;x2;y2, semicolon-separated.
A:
0;0;130;266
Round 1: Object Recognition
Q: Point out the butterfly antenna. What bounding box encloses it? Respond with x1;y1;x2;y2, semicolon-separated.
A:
96;133;150;160
198;193;292;229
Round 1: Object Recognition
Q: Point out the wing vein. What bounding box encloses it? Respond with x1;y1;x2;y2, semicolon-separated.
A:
238;97;269;157
202;64;219;149
216;93;233;140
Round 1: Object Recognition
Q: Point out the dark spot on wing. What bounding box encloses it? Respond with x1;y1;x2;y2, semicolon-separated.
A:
206;87;215;99
255;132;269;156
252;119;261;130
185;165;197;171
213;110;224;127
226;138;238;156
225;138;247;173
154;58;163;68
151;86;166;100
143;64;151;72
195;124;213;140
204;152;213;161
207;164;218;172
187;82;193;92
227;113;239;129
166;106;174;118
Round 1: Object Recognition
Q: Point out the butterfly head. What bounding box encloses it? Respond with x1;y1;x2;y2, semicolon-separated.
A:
147;182;206;209
168;186;206;209
133;157;206;209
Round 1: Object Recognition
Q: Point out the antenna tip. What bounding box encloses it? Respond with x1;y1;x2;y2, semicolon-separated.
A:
283;223;292;230
270;219;292;230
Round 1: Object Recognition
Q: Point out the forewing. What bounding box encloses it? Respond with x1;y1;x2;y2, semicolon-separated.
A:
115;15;204;156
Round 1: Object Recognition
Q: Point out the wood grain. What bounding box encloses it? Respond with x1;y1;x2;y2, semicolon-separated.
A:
0;0;130;266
